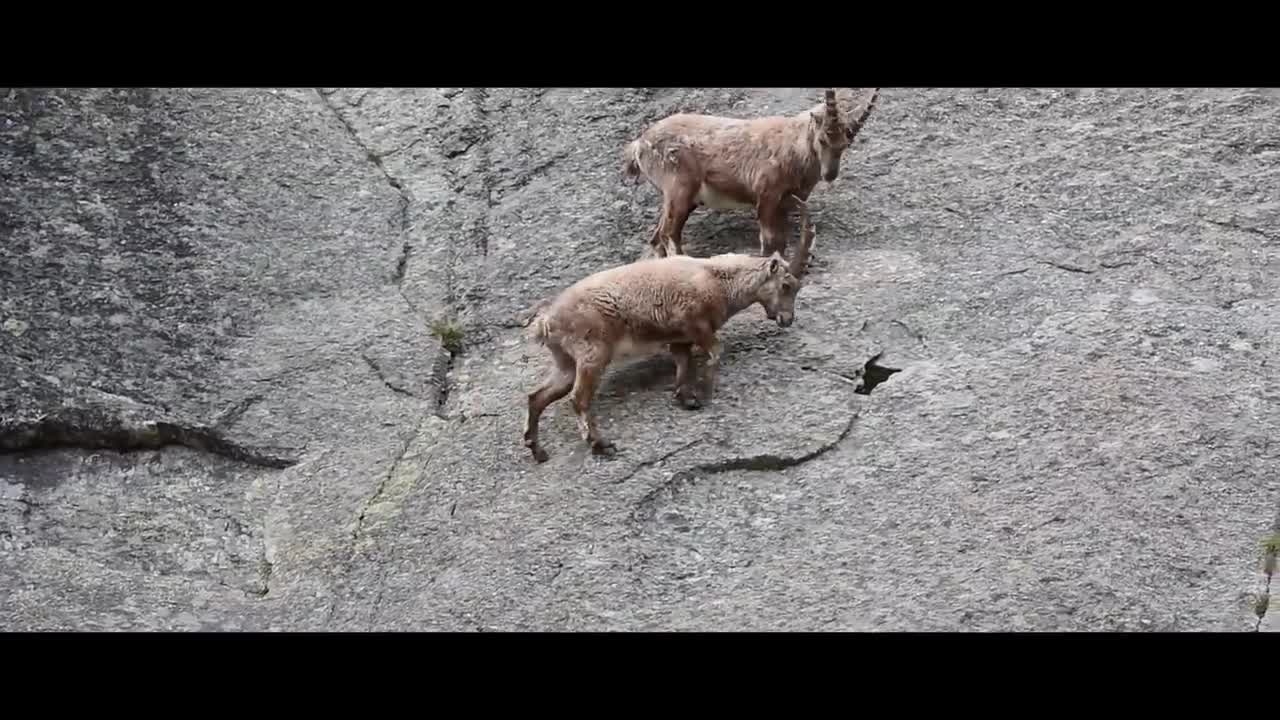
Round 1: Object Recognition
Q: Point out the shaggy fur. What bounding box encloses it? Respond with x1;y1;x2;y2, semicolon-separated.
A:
623;87;878;258
523;220;816;462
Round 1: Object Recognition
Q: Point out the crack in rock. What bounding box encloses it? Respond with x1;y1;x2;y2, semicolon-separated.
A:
1254;510;1280;631
0;412;300;469
632;470;701;524
693;409;858;474
1222;295;1261;310
432;345;456;420
350;431;416;548
1206;218;1279;243
393;243;412;286
467;87;494;258
315;88;413;285
253;555;273;599
611;439;704;485
423;86;499;419
1002;257;1122;278
549;560;565;583
379;136;423;159
632;408;861;524
12;494;38;529
1038;259;1096;274
1099;259;1139;269
444;135;485;159
212;395;263;430
361;350;417;398
891;319;927;345
630;349;891;521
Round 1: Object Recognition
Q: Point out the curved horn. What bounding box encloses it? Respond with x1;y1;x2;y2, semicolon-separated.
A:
789;195;816;278
847;87;880;136
824;89;838;122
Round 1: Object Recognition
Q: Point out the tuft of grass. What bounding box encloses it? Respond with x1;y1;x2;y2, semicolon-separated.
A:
431;318;464;354
1262;532;1280;576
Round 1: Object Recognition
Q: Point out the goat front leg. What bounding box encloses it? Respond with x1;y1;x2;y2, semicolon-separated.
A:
669;342;701;410
690;327;723;404
570;358;615;456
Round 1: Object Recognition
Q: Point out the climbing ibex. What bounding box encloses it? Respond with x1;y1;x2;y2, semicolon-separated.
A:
623;87;878;258
522;208;818;463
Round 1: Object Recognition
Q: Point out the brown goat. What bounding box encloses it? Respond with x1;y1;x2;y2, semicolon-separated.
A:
522;212;817;463
622;87;878;258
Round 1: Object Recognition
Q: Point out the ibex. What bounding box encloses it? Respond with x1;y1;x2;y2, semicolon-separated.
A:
522;208;817;463
623;87;879;258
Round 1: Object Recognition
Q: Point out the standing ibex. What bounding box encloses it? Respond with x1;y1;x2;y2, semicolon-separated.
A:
623;87;879;258
522;208;817;463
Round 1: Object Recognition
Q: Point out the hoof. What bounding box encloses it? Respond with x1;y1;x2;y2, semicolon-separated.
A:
531;446;549;463
675;391;702;410
591;440;617;457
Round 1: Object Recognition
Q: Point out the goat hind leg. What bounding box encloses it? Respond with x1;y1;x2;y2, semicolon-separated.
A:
524;348;576;463
648;220;668;258
662;189;697;256
645;193;669;258
756;194;787;256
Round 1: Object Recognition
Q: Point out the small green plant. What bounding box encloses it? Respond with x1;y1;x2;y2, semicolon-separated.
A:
431;318;464;354
1262;532;1280;576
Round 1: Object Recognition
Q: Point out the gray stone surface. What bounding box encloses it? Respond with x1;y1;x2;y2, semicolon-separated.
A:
2;87;1278;631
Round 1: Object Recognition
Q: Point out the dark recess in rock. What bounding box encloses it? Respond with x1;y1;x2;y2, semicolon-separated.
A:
432;345;457;420
854;352;901;395
0;413;299;469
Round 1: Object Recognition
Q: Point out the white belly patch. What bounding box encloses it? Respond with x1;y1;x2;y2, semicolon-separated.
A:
614;335;665;360
696;184;753;211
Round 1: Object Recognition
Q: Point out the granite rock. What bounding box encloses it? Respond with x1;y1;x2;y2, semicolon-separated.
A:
1;87;1277;631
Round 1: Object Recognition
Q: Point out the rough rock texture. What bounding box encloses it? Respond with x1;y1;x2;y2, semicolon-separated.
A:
2;87;1278;631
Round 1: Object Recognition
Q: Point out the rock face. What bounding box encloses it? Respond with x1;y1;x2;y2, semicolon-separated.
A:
2;87;1278;631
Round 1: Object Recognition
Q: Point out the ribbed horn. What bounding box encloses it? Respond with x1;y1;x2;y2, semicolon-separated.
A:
788;194;816;278
849;87;880;133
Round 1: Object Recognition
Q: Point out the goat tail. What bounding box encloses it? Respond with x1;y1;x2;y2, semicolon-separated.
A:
622;138;645;184
525;298;555;346
529;314;554;347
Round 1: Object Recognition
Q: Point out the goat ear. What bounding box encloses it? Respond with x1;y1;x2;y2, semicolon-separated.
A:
768;255;781;274
810;110;822;125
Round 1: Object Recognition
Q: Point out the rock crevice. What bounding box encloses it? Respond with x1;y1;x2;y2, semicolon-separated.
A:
1255;509;1280;631
315;88;413;284
0;411;300;469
